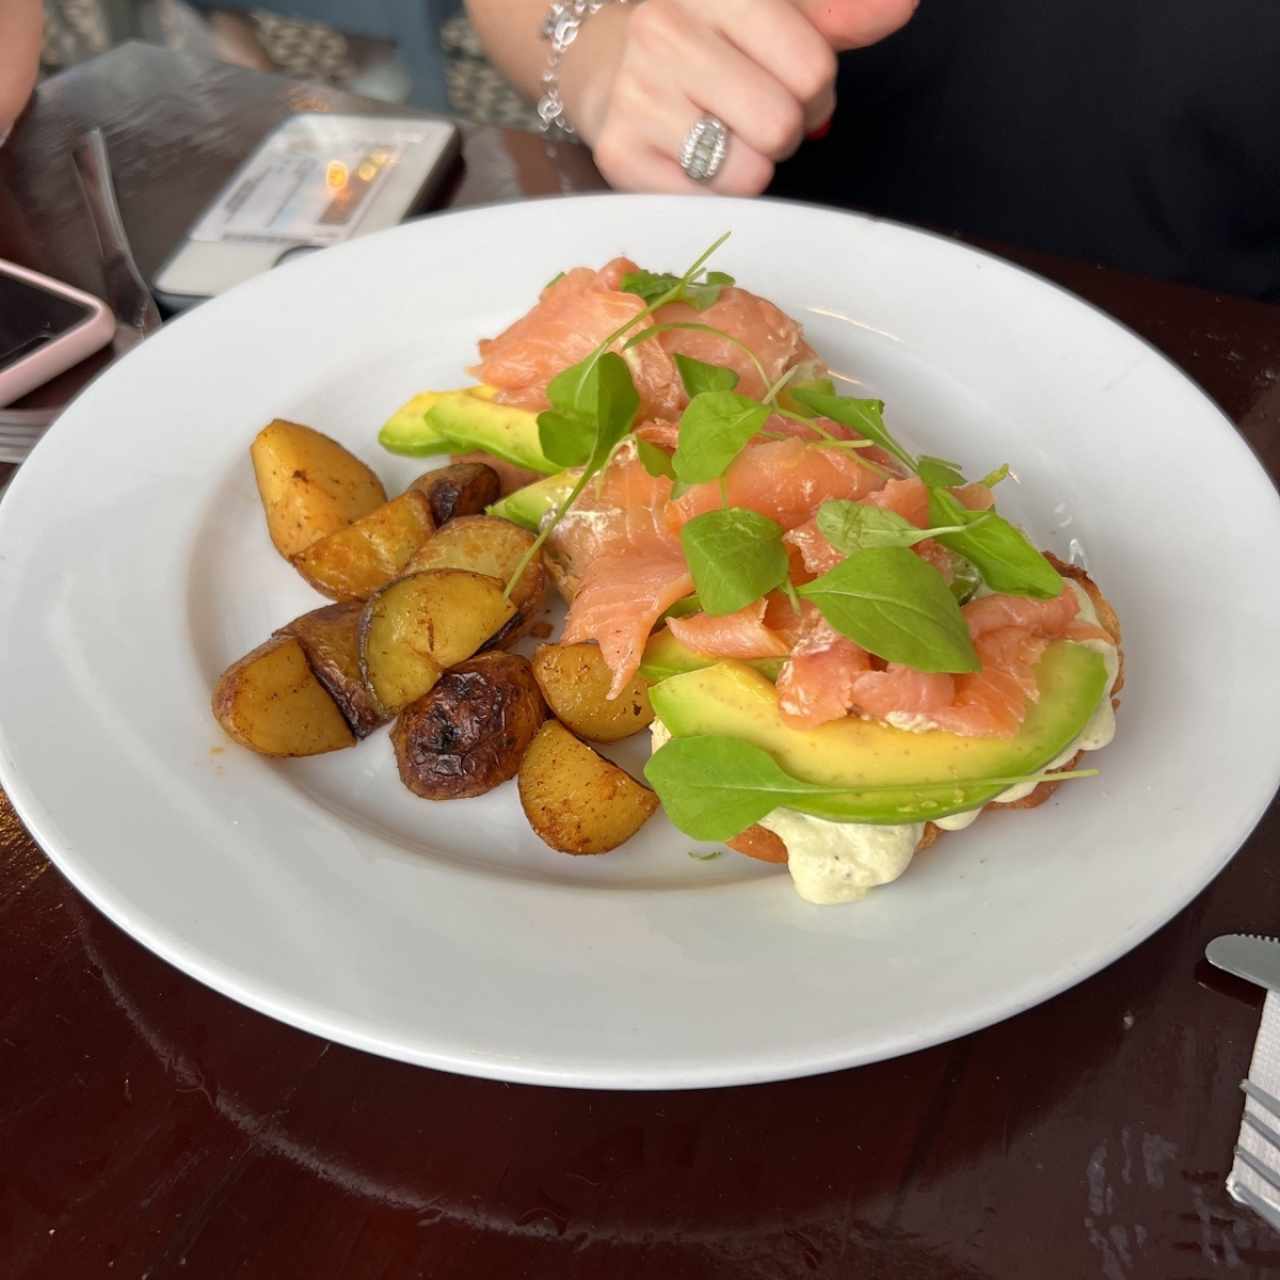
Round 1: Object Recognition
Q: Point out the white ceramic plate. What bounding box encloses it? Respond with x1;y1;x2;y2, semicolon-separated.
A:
2;196;1278;1089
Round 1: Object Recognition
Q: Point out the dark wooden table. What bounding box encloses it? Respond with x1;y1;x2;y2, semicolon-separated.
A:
4;41;1280;1280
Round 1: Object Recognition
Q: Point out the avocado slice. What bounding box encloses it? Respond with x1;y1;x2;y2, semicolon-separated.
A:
639;628;784;683
426;392;558;475
377;386;507;457
648;640;1107;824
487;469;578;530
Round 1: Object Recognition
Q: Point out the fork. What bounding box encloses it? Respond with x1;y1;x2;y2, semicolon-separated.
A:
1234;1078;1280;1233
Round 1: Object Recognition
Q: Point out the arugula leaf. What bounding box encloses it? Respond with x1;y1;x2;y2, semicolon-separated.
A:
927;487;1063;599
680;508;789;615
644;735;1098;839
917;455;967;487
635;437;676;479
980;463;1010;488
797;547;979;672
675;353;739;398
790;389;917;471
673;391;770;484
816;500;982;553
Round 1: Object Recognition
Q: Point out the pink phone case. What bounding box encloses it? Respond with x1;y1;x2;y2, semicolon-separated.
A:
0;259;116;406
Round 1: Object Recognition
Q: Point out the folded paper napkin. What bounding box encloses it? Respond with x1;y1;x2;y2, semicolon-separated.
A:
1228;991;1280;1227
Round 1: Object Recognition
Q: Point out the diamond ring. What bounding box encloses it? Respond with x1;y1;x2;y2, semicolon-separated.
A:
679;115;729;184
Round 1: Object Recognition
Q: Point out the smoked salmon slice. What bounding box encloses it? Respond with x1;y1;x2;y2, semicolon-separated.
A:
471;259;683;420
666;597;795;659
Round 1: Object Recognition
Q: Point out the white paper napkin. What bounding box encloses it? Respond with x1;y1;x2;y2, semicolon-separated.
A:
1227;992;1280;1227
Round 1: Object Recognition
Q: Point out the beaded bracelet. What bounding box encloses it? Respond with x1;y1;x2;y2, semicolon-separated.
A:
537;0;636;139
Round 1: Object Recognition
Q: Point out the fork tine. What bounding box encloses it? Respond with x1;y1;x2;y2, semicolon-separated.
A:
1234;1182;1280;1235
1236;1145;1280;1197
1243;1109;1280;1155
1241;1079;1280;1121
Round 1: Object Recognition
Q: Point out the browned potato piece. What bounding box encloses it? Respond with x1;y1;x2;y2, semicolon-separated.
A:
518;721;658;854
391;653;546;800
358;569;516;716
291;490;434;602
276;602;387;738
406;463;501;527
531;643;653;742
402;515;546;645
212;635;355;757
251;420;386;559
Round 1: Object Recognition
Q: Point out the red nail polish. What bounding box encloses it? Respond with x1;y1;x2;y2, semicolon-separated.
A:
806;117;833;142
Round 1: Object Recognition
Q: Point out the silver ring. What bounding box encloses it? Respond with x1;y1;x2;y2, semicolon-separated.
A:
679;115;729;183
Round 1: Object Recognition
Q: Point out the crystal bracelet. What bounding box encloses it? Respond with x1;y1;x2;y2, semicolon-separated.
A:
537;0;636;139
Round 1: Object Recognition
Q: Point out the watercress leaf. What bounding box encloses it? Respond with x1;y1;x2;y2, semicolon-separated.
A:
779;377;836;417
546;355;598;417
644;737;818;840
645;735;1099;839
537;409;596;468
544;270;566;289
928;488;1063;598
817;501;923;552
703;270;735;286
589;351;640;470
980;463;1010;488
673;391;770;483
917;454;967;487
790;389;916;471
674;353;739;397
680;507;789;615
948;555;983;604
636;436;677;479
797;546;980;672
619;269;682;303
682;280;728;311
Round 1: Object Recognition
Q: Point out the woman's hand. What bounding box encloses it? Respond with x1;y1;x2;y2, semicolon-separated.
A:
560;0;916;193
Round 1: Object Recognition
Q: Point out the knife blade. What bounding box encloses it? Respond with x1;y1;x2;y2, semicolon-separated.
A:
1207;934;1280;993
71;127;163;350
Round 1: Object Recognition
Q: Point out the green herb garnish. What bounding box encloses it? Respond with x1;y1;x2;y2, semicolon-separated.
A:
789;389;916;471
672;391;771;484
675;353;739;397
621;267;735;311
797;547;979;673
635;436;677;479
816;500;985;554
980;463;1010;488
680;507;790;616
645;735;1098;840
927;487;1063;599
916;455;967;487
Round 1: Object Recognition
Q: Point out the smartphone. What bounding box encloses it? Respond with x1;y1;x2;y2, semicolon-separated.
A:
0;260;115;407
152;112;460;310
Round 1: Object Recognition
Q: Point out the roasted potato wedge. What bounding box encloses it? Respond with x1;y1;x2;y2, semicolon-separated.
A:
518;721;658;854
358;568;516;716
407;463;501;527
402;515;546;644
212;635;355;757
531;643;653;742
276;602;387;738
251;420;386;560
392;653;546;800
291;490;434;602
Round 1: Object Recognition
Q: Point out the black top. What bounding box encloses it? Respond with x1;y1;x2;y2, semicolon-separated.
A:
771;0;1280;301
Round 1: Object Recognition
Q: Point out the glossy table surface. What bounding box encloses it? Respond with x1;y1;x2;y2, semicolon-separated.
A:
3;41;1280;1280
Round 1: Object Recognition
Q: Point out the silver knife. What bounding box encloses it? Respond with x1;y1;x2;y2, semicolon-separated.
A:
71;128;163;353
1207;934;1280;993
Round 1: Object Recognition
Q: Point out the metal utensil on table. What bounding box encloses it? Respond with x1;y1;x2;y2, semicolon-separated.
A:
1207;934;1280;993
1206;935;1280;1232
73;127;162;351
3;129;161;466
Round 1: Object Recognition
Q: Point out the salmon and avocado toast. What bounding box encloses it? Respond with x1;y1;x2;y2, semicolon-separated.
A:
378;236;1122;903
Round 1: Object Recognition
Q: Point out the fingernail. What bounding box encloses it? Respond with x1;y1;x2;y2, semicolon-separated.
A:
805;117;833;142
